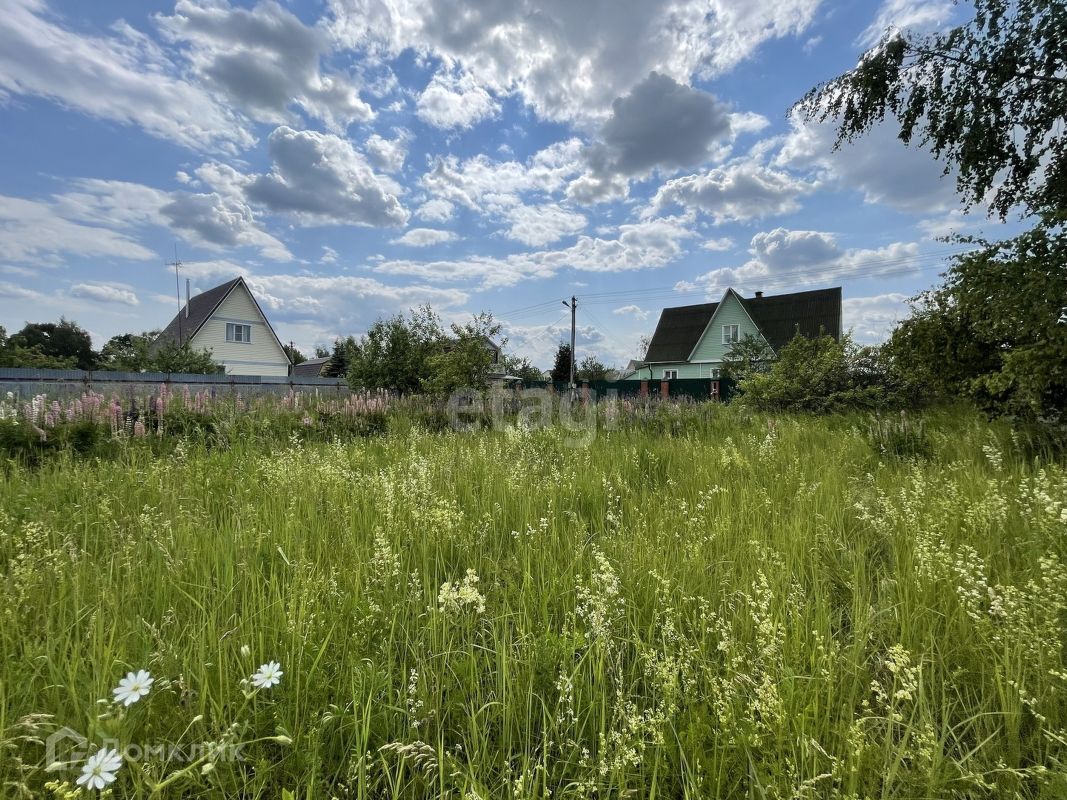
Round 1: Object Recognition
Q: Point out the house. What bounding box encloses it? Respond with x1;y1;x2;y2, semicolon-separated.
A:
629;287;841;380
292;356;331;378
153;277;291;376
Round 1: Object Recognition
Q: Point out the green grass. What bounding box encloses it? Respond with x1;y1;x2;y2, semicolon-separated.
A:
2;405;1066;798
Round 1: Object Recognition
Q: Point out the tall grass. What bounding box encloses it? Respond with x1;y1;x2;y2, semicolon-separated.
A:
1;405;1066;797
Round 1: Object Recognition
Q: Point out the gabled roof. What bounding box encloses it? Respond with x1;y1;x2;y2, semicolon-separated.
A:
152;276;291;364
643;287;841;362
292;356;330;377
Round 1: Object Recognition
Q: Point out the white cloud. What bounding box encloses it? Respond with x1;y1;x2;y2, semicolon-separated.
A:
775;115;958;214
613;304;649;321
0;0;253;152
321;245;339;263
156;0;373;132
414;198;456;222
682;227;921;296
416;69;500;129
69;282;139;306
0;193;156;265
365;132;409;172
374;215;696;288
649;160;814;223
859;0;953;46
244;126;410;227
330;0;821;125
844;292;911;343
701;236;735;251
504;204;587;247
0;280;44;301
391;227;458;247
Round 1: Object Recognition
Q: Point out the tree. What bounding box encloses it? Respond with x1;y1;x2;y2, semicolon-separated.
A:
283;344;307;365
0;325;77;369
314;346;330;358
502;355;545;382
885;227;1067;420
426;312;505;394
720;333;776;383
98;331;157;371
576;354;610;382
150;341;222;374
322;337;356;378
11;319;97;370
347;306;444;392
795;0;1066;220
549;343;573;383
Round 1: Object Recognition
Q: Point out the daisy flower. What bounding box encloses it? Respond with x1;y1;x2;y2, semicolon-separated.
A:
76;748;123;790
251;661;283;689
113;669;154;707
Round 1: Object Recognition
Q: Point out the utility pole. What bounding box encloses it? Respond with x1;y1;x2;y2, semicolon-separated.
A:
167;245;183;346
562;295;577;393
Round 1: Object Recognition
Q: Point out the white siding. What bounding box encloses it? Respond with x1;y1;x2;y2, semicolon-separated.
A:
189;284;290;376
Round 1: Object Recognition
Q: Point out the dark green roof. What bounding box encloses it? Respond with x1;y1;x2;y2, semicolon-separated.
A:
643;287;841;362
153;277;241;350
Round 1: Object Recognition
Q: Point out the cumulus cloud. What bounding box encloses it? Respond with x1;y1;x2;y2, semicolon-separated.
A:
680;227;921;296
330;0;820;124
156;0;373;131
701;236;735;251
859;0;954;46
416;69;500;129
365;132;409;172
844;293;911;343
774;115;958;214
0;0;253;152
0;193;156;265
391;227;458;247
244;126;410;227
414;198;455;222
649;160;814;223
505;204;587;247
70;282;139;306
613;304;649;321
374;215;696;288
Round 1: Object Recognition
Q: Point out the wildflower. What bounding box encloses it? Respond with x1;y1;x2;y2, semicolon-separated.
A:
251;661;284;689
76;748;123;790
437;569;486;616
112;669;153;706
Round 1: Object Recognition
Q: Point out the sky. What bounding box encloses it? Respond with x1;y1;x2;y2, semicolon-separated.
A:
0;0;1021;368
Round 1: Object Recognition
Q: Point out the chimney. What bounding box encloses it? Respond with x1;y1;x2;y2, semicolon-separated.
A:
754;291;764;299
185;278;191;316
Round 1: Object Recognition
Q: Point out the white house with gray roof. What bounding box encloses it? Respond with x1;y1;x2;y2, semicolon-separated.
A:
152;277;291;376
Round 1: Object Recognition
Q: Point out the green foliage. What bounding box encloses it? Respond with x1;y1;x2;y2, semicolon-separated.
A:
6;319;95;369
576;354;609;382
322;336;355;378
149;341;222;374
886;224;1067;421
425;312;504;394
347;306;443;392
864;411;933;460
3;409;1067;797
97;331;157;371
796;0;1067;218
282;344;306;365
720;333;776;383
738;331;888;412
549;342;573;383
501;355;544;382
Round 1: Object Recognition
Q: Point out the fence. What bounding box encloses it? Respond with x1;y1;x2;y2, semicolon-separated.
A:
523;377;736;402
0;367;350;400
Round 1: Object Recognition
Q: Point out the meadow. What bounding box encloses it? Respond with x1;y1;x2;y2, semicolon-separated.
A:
1;394;1066;798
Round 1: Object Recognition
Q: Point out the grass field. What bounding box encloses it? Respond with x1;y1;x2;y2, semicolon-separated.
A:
2;404;1066;798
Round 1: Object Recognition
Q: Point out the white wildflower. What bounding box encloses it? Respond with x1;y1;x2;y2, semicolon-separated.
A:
76;747;123;790
112;669;153;707
251;661;284;689
437;569;486;615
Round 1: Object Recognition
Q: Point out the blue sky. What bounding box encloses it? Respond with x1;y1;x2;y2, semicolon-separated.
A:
0;0;1019;368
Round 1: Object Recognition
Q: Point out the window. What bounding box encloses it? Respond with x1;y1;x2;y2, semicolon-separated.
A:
711;368;721;379
663;369;678;380
226;323;252;343
722;324;739;344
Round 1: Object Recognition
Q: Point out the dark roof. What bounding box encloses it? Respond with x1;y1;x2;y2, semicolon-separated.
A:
151;276;291;365
643;287;841;362
153;278;241;350
292;356;329;377
644;301;719;362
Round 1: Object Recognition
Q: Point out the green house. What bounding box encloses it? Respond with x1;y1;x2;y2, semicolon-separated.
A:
628;287;842;381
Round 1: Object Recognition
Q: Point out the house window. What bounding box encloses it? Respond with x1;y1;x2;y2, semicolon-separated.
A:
663;369;678;380
722;324;739;344
226;323;252;343
711;368;721;379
